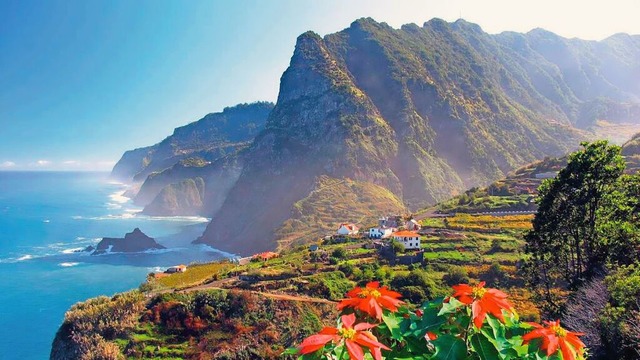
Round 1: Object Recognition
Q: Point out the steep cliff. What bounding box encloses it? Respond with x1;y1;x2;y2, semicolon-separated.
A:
197;18;633;255
142;177;205;216
110;102;273;183
113;18;640;255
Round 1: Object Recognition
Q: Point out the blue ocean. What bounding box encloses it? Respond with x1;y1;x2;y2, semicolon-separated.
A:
0;171;230;359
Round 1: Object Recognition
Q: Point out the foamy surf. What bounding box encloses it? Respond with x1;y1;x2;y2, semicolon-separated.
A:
142;215;210;223
105;202;122;210
109;190;130;204
61;247;85;254
59;262;80;267
72;213;208;222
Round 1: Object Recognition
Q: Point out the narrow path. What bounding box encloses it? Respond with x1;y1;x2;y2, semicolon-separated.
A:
152;277;336;304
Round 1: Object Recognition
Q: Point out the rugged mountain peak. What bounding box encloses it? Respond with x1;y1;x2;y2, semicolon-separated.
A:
452;18;484;33
112;18;640;256
275;30;352;105
266;28;397;177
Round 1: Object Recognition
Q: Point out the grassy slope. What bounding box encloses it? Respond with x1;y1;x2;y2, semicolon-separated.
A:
55;210;541;359
434;134;640;214
62;145;640;358
275;175;406;250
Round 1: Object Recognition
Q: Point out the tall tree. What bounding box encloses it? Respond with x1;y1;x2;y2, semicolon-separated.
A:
524;141;625;312
598;174;640;266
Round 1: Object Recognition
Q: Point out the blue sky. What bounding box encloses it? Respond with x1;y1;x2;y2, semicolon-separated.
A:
1;0;638;171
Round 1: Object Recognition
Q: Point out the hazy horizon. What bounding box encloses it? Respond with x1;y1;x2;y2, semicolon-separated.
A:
2;0;639;171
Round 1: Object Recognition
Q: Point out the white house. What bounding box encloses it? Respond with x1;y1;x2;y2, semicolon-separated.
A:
392;231;422;250
165;264;187;274
337;223;359;236
404;219;422;231
368;227;395;239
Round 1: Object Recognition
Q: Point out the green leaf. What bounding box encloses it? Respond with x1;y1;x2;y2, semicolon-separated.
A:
431;334;467;360
414;306;447;338
382;313;404;340
438;297;466;316
470;333;500;360
282;347;300;355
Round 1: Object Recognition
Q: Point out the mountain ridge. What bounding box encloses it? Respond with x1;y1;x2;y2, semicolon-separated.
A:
113;18;640;256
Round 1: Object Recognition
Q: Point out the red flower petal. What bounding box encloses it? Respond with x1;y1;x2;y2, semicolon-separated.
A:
341;313;356;328
345;339;365;360
298;333;339;354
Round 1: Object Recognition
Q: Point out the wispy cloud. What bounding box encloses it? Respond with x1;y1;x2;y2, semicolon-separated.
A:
36;160;51;166
0;161;16;168
62;160;79;165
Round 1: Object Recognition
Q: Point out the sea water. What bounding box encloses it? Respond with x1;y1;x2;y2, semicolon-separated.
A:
0;172;231;359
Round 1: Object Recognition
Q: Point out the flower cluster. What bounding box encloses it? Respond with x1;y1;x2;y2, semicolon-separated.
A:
451;281;513;328
288;281;586;360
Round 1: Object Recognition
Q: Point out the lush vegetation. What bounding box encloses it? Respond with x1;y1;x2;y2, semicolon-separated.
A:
524;141;640;358
57;139;640;359
275;176;406;250
53;211;541;359
288;282;585;360
150;262;233;290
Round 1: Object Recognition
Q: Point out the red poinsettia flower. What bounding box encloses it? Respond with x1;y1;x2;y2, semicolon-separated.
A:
337;281;404;320
298;313;390;360
451;281;513;328
523;320;585;360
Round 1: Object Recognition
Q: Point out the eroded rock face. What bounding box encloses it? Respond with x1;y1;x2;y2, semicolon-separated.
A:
200;19;631;255
111;102;274;183
142;178;205;216
114;18;640;255
89;228;164;255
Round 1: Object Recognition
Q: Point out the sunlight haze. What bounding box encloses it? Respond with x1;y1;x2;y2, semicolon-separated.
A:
1;0;637;170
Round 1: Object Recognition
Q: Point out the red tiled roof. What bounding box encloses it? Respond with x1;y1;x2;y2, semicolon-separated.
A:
338;223;359;231
253;251;279;260
392;231;420;237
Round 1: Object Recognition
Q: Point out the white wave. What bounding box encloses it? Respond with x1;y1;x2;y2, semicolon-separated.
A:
72;213;208;222
124;208;141;213
72;213;135;220
107;180;125;185
59;262;80;267
196;244;237;258
61;247;85;254
106;202;122;210
141;215;210;223
75;237;86;240
0;254;42;263
109;190;130;204
43;219;50;223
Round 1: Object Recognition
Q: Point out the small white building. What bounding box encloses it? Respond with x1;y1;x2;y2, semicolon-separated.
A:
165;264;187;274
404;219;422;231
392;231;422;250
368;227;395;239
337;223;359;236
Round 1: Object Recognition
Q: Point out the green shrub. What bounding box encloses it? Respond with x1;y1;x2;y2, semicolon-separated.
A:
331;248;347;259
442;266;470;286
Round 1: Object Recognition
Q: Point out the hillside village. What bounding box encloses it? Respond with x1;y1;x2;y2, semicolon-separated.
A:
206;164;563;270
54;139;640;359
